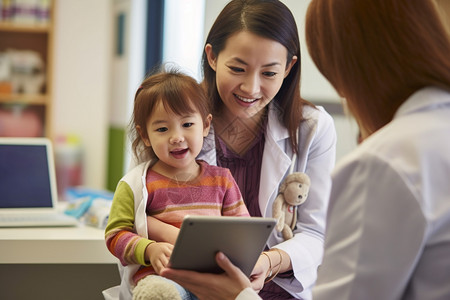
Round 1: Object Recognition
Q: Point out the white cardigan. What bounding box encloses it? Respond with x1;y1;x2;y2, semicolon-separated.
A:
103;161;152;300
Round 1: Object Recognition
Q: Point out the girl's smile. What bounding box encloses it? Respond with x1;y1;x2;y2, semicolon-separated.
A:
170;148;189;159
140;100;211;178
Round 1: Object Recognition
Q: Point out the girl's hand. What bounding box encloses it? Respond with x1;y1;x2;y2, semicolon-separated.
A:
145;242;174;274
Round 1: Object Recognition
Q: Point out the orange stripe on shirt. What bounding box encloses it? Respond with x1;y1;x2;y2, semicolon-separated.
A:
148;176;233;190
149;203;223;215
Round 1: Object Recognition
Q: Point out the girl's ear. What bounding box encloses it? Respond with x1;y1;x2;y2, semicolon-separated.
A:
137;125;151;147
284;55;298;78
204;44;217;71
203;114;213;137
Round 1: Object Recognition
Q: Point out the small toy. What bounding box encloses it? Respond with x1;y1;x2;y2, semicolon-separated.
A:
5;49;46;94
273;155;310;240
132;275;182;300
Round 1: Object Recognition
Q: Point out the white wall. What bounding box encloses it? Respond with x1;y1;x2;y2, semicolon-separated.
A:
110;0;147;171
52;0;112;190
110;0;147;128
163;0;205;81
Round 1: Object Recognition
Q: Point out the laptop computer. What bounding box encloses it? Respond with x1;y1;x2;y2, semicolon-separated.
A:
169;215;276;276
0;137;78;227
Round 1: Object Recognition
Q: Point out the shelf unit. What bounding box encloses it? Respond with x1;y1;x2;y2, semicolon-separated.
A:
0;1;54;138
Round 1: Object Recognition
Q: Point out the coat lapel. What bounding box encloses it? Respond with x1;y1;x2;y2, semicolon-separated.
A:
259;105;291;216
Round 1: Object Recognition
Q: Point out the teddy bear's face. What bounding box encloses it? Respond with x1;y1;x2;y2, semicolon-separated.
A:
284;181;309;206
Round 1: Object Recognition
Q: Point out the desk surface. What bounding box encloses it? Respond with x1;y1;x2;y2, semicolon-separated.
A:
0;224;118;264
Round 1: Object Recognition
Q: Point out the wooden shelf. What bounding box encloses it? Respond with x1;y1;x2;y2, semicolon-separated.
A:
0;93;49;105
0;22;51;33
0;1;54;138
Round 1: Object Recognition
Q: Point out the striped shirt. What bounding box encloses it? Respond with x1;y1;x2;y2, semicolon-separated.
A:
146;160;249;227
105;160;248;284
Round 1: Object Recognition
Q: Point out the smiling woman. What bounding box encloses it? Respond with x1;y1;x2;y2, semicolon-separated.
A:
204;31;297;133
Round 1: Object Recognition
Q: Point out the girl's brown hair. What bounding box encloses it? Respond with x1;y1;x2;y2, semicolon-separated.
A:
202;0;314;154
305;0;450;136
130;67;211;162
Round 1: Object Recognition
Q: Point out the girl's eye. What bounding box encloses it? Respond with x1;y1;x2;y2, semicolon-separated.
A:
183;122;194;128
263;71;277;77
156;127;168;132
229;66;244;73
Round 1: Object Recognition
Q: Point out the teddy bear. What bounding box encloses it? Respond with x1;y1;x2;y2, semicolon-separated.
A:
132;275;182;300
272;172;310;240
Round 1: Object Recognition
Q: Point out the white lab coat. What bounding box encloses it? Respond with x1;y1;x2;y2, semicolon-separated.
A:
200;102;337;299
313;87;450;300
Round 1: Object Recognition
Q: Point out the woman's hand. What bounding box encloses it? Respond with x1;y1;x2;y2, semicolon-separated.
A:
161;252;252;300
145;242;173;274
249;252;270;292
250;248;291;291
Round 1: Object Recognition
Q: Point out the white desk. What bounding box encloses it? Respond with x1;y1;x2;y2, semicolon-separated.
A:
0;224;117;264
0;224;120;299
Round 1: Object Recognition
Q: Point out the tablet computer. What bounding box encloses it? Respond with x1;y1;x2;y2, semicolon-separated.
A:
169;215;276;277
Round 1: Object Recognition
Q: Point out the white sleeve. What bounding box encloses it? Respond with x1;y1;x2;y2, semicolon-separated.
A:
313;153;427;300
235;288;262;300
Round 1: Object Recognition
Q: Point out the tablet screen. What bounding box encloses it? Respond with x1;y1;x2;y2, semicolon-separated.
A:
169;215;276;276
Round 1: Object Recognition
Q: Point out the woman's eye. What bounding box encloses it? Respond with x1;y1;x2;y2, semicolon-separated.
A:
183;122;194;128
263;71;277;77
229;66;244;73
156;127;167;132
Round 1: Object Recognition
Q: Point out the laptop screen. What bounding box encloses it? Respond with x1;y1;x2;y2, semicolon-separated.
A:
0;143;53;208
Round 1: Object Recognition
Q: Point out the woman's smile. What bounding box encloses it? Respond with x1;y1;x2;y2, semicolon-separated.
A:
234;93;260;104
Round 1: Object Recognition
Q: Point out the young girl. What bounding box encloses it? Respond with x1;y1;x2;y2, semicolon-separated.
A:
151;0;337;299
104;67;249;300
